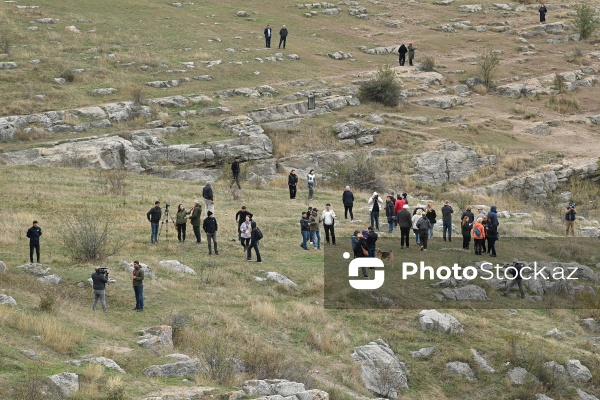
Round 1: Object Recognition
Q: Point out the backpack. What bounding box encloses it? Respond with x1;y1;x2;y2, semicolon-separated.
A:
254;227;264;241
474;227;482;236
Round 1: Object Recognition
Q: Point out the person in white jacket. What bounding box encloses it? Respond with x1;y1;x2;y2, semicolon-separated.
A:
322;203;337;245
412;209;423;245
368;192;383;231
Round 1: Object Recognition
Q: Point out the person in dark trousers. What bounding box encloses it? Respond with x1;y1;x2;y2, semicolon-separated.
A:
91;267;109;313
407;42;416;66
417;213;431;250
385;195;396;234
398;43;408;66
307;169;317;200
247;221;262;263
425;201;437;239
565;203;577;236
288;169;298;199
503;259;525;298
472;217;486;255
441;200;454;242
461;206;475;229
264;24;272;48
322;203;336;245
132;261;144;311
26;220;42;264
539;4;547;23
186;200;202;243
461;215;473;251
485;214;498;257
240;215;252;252
300;212;310;250
368;192;383;231
147;201;162;244
176;204;190;242
308;208;322;249
202;182;214;216
279;25;288;49
235;206;253;247
342;186;354;220
397;204;412;249
203;211;219;255
352;230;369;278
366;226;378;258
230;156;241;189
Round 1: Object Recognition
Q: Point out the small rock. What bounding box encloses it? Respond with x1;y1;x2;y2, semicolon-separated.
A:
545;328;564;340
566;360;592;383
412;347;435;358
90;88;118;95
507;367;535;385
37;275;61;285
0;294;17;306
446;361;476;381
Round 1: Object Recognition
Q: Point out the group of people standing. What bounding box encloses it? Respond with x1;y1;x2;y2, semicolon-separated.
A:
458;205;500;257
264;24;288;49
398;43;416;66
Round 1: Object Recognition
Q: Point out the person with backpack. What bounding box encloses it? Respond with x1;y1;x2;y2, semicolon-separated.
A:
246;221;262;263
397;204;412;249
472;217;486;255
417;213;431;251
502;259;525;298
288;169;298;200
565;203;577;236
342;186;354;221
322;203;336;245
300;212;310;250
461;215;473;251
368;192;383;231
307;169;317;200
385;195;396;234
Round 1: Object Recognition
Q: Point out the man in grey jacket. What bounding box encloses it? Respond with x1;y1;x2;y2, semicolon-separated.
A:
91;267;109;313
441;200;454;242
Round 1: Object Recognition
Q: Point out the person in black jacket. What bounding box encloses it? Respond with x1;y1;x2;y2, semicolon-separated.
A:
352;230;369;278
300;212;310;250
202;211;219;255
230;156;241;189
279;25;288;49
385;195;396;233
91;267;109;312
342;186;354;220
441;200;453;242
461;215;473;251
147;202;162;244
288;170;298;199
461;206;475;227
538;4;547;23
425;201;437;239
366;226;378;258
247;221;262;262
202;181;214;217
398;43;408;66
26;220;42;264
264;24;272;48
235;206;253;247
397;205;412;249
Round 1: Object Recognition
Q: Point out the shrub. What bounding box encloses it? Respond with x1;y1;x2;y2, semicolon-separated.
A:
553;74;567;93
60;69;75;83
358;65;402;107
325;154;384;192
547;96;580;114
477;47;500;88
565;48;585;64
420;56;436;72
200;336;237;385
94;169;129;196
0;32;12;55
573;4;600;40
61;212;124;261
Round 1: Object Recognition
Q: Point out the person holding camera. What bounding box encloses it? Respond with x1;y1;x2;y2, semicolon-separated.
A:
176;204;191;242
147;201;162;244
132;261;144;311
91;267;109;313
368;192;383;232
565;203;577;236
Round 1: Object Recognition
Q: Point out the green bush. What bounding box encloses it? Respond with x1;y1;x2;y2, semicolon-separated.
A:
547;96;580;114
61;212;124;261
553;74;567;93
420;56;436;72
325;154;384;192
573;4;600;40
60;69;75;83
358;65;402;107
477;47;500;88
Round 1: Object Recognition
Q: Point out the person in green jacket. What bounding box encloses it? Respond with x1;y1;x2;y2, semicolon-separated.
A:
176;204;191;242
132;261;144;311
186;200;202;244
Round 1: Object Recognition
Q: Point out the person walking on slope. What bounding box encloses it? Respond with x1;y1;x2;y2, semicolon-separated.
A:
203;211;219;255
202;181;214;217
240;215;252;252
412;209;423;245
417;212;431;250
539;4;548;23
176;204;191;242
230;156;241;190
342;186;355;221
247;221;262;263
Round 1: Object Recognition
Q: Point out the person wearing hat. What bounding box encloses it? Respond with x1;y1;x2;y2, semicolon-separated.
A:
368;192;383;231
342;186;355;221
397;204;412;249
279;25;288;49
502;259;525;298
202;211;219;255
202;181;214;217
407;42;416;66
186;200;203;244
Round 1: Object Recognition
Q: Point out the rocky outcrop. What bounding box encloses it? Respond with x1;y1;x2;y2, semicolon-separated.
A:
158;260;197;275
333;121;380;140
412;95;471;109
0;294;17;306
418;309;464;333
278;150;354;178
68;357;126;373
142;359;204;378
138;326;174;352
566;360;592;383
39;372;79;398
255;272;298;287
351;339;408;398
442;284;489;301
247;95;358;123
411;141;496;186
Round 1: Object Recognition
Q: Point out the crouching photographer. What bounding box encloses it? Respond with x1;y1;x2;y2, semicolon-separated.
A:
92;267;109;313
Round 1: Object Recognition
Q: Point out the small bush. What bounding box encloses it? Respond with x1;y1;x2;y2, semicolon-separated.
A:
420;56;435;72
565;48;586;64
38;291;56;312
106;376;126;400
477;47;500;88
573;4;600;40
200;336;237;385
547;96;580;114
358;64;402;107
553;74;567;93
61;212;124;261
94;169;129;196
60;69;75;83
0;32;12;55
325;154;384;192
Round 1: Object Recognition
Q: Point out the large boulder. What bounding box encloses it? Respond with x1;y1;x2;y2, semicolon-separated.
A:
68;357;126;373
412;96;471;109
351;339;408;398
39;372;79;398
446;361;476;381
158;260;196;275
138;326;174;351
566;360;592;383
411;141;496;186
442;284;489;301
142;359;204;378
333;121;380;140
418;309;464;333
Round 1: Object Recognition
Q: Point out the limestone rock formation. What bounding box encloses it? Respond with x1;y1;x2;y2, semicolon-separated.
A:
446;361;476;381
418;309;464;333
142;359;204;378
158;260;197;275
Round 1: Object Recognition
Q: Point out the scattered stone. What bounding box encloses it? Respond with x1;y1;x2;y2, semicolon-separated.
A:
442;285;489;301
143;359;204;378
471;349;495;373
288;54;300;60
54;78;66;85
137;326;174;351
65;26;81;34
37;275;61;285
418;309;464;333
37;18;58;24
542;361;568;381
433;0;454;4
333;121;380;140
566;360;592;383
164;353;191;361
352;339;408;398
236;11;248;17
412;346;435;358
0;294;17;306
0;62;18;69
21;349;37;359
327;51;352;60
545;328;564;340
580;318;600;333
508;367;535;385
576;388;599;400
90;88;118;95
39;372;79;398
525;123;551;135
459;4;482;12
258;272;298;287
158;260;196;275
446;361;476;381
68;357;126;373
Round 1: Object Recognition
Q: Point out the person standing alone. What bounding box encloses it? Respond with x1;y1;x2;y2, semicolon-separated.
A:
441;200;453;242
26;220;42;264
132;261;144;312
539;4;547;23
288;169;298;199
279;25;288;49
264;24;272;48
322;204;337;245
307;169;317;200
230;156;241;190
147;202;161;244
565;203;577;236
342;186;354;221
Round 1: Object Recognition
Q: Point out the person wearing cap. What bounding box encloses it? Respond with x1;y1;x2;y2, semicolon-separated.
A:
202;181;214;217
407;42;416;66
235;206;253;248
186;200;203;244
368;192;383;231
322;203;336;245
279;25;288;49
308;208;322;249
503;259;525;298
230;156;241;190
342;186;355;221
202;211;219;255
441;200;453;242
397;204;412;249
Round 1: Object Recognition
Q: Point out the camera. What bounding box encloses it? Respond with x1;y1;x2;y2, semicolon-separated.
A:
97;268;109;275
569;203;575;208
164;203;170;211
